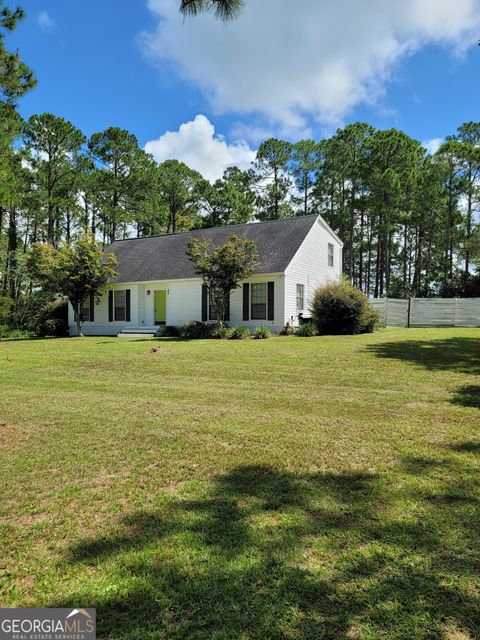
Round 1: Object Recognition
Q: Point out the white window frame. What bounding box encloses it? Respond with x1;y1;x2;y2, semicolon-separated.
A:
328;243;334;267
296;284;305;311
251;283;267;320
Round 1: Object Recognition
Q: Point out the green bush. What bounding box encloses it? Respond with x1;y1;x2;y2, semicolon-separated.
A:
280;322;295;336
295;322;318;337
0;326;29;339
211;325;232;339
161;326;180;337
178;321;232;340
178;321;210;339
230;325;250;340
254;326;271;339
34;299;69;337
311;280;380;335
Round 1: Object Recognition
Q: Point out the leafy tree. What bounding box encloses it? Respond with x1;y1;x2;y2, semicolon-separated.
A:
88;127;149;243
26;235;118;337
314;123;374;283
364;129;424;297
179;0;243;20
200;166;255;228
0;1;35;104
450;122;480;280
254;138;293;220
24;113;86;245
289;139;320;216
435;139;464;284
186;233;259;324
156;159;204;234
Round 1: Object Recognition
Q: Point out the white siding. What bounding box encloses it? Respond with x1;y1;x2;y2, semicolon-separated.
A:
68;284;140;336
69;274;285;335
284;218;343;325
230;273;284;332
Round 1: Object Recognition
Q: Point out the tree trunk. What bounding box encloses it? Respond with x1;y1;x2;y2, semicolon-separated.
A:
74;302;84;337
465;181;472;281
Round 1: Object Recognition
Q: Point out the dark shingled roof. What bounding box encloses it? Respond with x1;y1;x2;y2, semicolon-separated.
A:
106;215;320;283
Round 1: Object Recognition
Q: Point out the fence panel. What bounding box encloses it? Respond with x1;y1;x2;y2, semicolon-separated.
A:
385;299;409;327
370;299;386;325
370;297;480;328
453;298;480;327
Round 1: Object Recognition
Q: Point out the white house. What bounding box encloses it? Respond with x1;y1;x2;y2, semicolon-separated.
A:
68;215;343;336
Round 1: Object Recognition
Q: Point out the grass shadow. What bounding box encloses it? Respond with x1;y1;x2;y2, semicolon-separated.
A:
452;385;480;409
367;337;480;375
57;461;480;639
367;337;480;409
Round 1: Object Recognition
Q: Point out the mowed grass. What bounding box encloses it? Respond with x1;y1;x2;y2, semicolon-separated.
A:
0;328;479;640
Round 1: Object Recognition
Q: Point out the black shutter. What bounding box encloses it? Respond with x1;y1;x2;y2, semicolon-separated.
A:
224;293;230;322
108;290;113;322
243;283;249;321
202;285;208;321
268;282;275;321
125;289;131;322
89;294;95;322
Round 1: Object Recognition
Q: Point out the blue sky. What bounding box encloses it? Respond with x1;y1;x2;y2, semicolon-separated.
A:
8;0;480;179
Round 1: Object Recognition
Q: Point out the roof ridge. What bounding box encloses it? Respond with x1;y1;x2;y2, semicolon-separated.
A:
109;214;319;244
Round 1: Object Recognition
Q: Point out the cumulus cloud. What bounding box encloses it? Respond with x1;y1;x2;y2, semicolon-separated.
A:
423;137;444;155
144;114;256;182
141;0;480;132
37;10;55;33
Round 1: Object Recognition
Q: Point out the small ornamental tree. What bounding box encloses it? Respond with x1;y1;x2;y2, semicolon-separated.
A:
186;233;259;325
27;235;118;337
311;279;379;335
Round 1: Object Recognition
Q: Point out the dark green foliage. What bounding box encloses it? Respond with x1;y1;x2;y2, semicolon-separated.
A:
186;233;259;325
0;293;13;325
230;325;250;339
311;280;380;335
26;235;118;337
211;324;232;339
254;138;293;220
253;325;270;339
179;0;243;20
295;322;317;337
200;167;255;228
161;325;181;337
178;321;213;340
438;272;480;298
0;1;36;104
33;298;68;337
178;321;233;340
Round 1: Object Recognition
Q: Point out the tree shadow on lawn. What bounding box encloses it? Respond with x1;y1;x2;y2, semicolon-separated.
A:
56;458;480;640
367;337;480;409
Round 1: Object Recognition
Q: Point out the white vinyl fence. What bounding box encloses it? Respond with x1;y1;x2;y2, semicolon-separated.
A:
370;298;480;328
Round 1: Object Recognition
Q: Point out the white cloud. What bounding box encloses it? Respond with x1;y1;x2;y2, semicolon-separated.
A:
141;0;480;132
423;137;444;155
37;10;55;33
144;114;256;181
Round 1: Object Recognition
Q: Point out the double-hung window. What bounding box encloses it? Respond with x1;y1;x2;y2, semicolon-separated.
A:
328;243;334;267
296;284;304;311
208;291;219;321
114;290;127;321
251;283;267;320
80;296;91;322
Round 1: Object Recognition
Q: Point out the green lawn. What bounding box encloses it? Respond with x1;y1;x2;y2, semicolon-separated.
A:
0;329;479;639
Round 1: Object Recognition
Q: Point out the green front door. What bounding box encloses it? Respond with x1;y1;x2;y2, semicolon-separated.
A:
154;290;167;325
